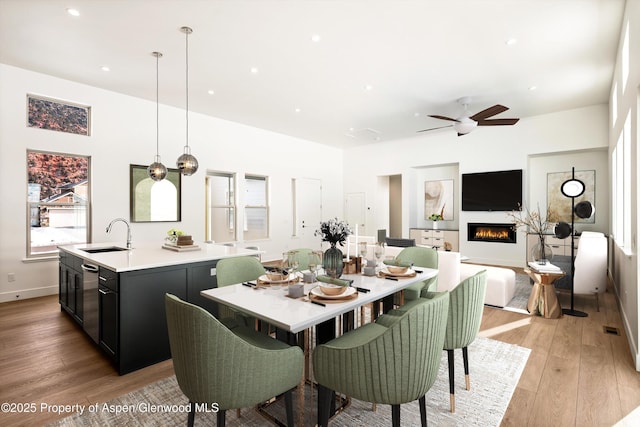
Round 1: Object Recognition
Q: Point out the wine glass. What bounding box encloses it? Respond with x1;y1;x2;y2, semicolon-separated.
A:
308;251;321;281
287;250;300;279
374;242;385;271
358;241;368;262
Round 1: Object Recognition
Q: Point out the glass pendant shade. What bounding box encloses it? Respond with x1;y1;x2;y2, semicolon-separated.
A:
176;146;198;176
176;26;198;176
148;51;166;181
148;155;168;181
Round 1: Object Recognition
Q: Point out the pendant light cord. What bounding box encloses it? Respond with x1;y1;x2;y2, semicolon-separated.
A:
156;52;160;156
185;28;189;149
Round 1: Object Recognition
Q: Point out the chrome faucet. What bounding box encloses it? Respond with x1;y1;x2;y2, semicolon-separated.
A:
106;218;132;249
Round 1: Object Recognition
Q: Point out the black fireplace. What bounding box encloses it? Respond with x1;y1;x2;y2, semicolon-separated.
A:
468;223;517;243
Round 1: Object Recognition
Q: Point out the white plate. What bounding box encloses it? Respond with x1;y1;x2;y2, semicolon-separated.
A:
259;272;301;284
310;286;356;299
381;268;415;277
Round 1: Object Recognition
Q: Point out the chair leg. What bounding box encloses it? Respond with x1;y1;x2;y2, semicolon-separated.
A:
372;403;377;411
595;292;600;312
217;409;226;426
317;384;332;427
462;346;470;391
391;404;401;427
284;389;294;426
187;401;195;427
419;395;427;427
447;349;455;413
236;408;241;417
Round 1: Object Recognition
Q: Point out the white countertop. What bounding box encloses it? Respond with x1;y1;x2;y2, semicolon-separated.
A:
201;268;437;334
58;241;262;272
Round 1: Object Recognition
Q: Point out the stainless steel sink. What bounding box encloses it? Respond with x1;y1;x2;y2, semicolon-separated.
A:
79;246;128;253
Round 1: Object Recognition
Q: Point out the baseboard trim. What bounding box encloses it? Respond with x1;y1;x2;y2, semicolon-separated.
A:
0;286;57;303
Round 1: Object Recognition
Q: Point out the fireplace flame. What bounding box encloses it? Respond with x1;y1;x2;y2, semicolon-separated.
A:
474;228;510;240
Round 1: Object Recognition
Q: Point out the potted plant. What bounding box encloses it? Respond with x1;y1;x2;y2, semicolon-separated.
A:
428;213;444;229
314;218;352;278
507;204;553;264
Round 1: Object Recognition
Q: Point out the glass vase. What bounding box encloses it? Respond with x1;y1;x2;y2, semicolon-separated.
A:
323;243;344;278
531;236;553;265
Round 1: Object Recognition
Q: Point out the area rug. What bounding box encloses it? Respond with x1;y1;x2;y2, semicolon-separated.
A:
502;274;532;314
49;337;529;427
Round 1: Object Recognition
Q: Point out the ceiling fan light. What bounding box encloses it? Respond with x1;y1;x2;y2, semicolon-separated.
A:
453;118;477;135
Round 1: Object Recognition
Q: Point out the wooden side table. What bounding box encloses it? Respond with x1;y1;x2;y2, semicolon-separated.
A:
525;268;565;319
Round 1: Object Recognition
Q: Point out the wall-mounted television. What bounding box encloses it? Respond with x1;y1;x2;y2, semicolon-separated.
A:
461;169;523;211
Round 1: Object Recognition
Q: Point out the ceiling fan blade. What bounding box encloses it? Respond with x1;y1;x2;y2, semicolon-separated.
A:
477;118;520;126
469;104;509;121
428;114;458;122
417;124;453;133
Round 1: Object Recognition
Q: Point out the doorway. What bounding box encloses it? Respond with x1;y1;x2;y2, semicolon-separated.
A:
376;174;402;238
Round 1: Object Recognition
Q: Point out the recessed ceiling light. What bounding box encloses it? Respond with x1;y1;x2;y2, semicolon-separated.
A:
364;84;373;91
311;34;321;42
66;8;80;17
505;38;518;46
295;107;301;113
250;67;258;74
414;112;420;117
528;85;537;91
207;89;215;95
100;66;110;72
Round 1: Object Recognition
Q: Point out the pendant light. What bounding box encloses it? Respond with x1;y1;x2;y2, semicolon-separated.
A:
176;26;198;176
147;51;168;181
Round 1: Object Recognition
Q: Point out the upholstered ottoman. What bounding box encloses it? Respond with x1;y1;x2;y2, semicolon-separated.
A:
459;263;516;307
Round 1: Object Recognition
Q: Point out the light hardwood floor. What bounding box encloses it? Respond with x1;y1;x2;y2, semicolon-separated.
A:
1;284;640;426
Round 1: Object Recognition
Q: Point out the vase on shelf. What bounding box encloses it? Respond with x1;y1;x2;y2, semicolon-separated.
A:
323;243;344;278
432;221;439;230
531;236;553;265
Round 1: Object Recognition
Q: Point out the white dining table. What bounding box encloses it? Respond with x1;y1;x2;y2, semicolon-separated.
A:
200;268;438;334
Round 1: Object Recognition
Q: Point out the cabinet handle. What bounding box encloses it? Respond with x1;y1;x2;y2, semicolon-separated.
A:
99;276;107;282
99;288;113;295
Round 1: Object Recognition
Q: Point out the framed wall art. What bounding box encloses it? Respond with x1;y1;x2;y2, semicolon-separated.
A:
424;179;454;220
27;94;91;136
130;164;182;222
547;169;595;223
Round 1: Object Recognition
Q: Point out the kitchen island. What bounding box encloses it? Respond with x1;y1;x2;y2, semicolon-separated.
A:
58;242;261;375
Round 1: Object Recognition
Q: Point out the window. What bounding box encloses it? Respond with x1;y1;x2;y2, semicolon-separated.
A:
27;150;90;257
244;175;269;240
205;172;236;243
611;112;632;252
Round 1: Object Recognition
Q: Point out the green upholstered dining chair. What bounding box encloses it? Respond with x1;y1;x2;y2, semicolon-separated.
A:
165;294;303;427
441;269;487;413
313;292;450;427
215;256;266;326
394;246;439;301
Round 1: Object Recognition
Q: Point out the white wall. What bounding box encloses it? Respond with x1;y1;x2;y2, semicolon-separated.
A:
608;0;639;369
343;104;609;267
0;64;343;302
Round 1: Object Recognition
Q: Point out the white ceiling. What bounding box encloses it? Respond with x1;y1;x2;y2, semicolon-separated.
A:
0;0;625;148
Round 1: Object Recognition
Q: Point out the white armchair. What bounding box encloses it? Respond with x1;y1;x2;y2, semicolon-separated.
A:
554;231;608;311
573;231;608;310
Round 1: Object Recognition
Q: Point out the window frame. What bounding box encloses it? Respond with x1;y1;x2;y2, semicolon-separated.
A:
243;174;269;241
205;171;237;243
26;149;91;258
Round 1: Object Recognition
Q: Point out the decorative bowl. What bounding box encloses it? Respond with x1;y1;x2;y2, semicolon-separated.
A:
266;271;289;281
386;265;409;275
319;284;347;296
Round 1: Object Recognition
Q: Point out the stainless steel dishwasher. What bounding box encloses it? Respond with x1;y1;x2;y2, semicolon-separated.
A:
81;263;99;343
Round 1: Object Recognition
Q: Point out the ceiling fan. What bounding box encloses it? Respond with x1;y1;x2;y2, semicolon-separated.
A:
418;97;520;136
